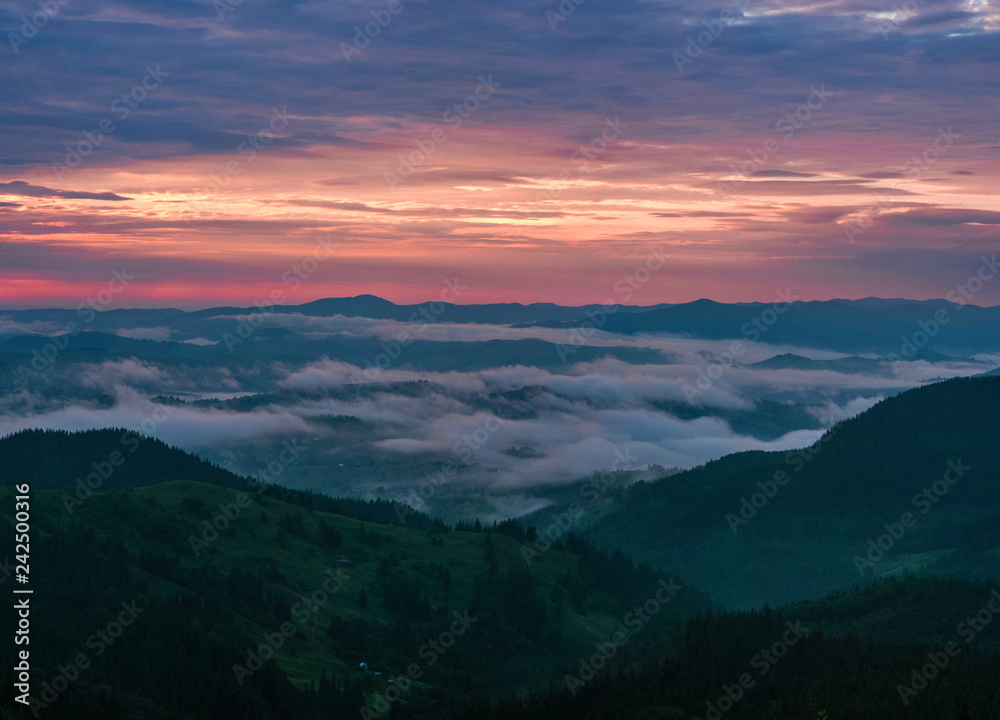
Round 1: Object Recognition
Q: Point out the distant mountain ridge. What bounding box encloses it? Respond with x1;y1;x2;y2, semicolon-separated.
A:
4;295;997;356
528;298;1000;354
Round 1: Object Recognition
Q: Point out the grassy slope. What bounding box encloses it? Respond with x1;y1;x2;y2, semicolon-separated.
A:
0;464;709;718
133;479;627;687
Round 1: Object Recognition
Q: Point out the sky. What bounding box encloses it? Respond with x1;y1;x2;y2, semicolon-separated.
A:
1;0;998;308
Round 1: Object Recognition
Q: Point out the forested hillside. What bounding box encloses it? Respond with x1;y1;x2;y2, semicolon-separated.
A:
462;576;1000;720
583;376;1000;607
0;431;708;719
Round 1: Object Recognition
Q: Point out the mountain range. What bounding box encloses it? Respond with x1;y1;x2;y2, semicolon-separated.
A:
3;374;1000;718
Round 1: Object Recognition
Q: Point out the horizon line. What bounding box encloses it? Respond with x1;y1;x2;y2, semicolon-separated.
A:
2;294;999;313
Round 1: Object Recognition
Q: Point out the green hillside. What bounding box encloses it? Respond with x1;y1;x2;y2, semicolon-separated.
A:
460;576;1000;720
583;376;1000;608
0;430;709;720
